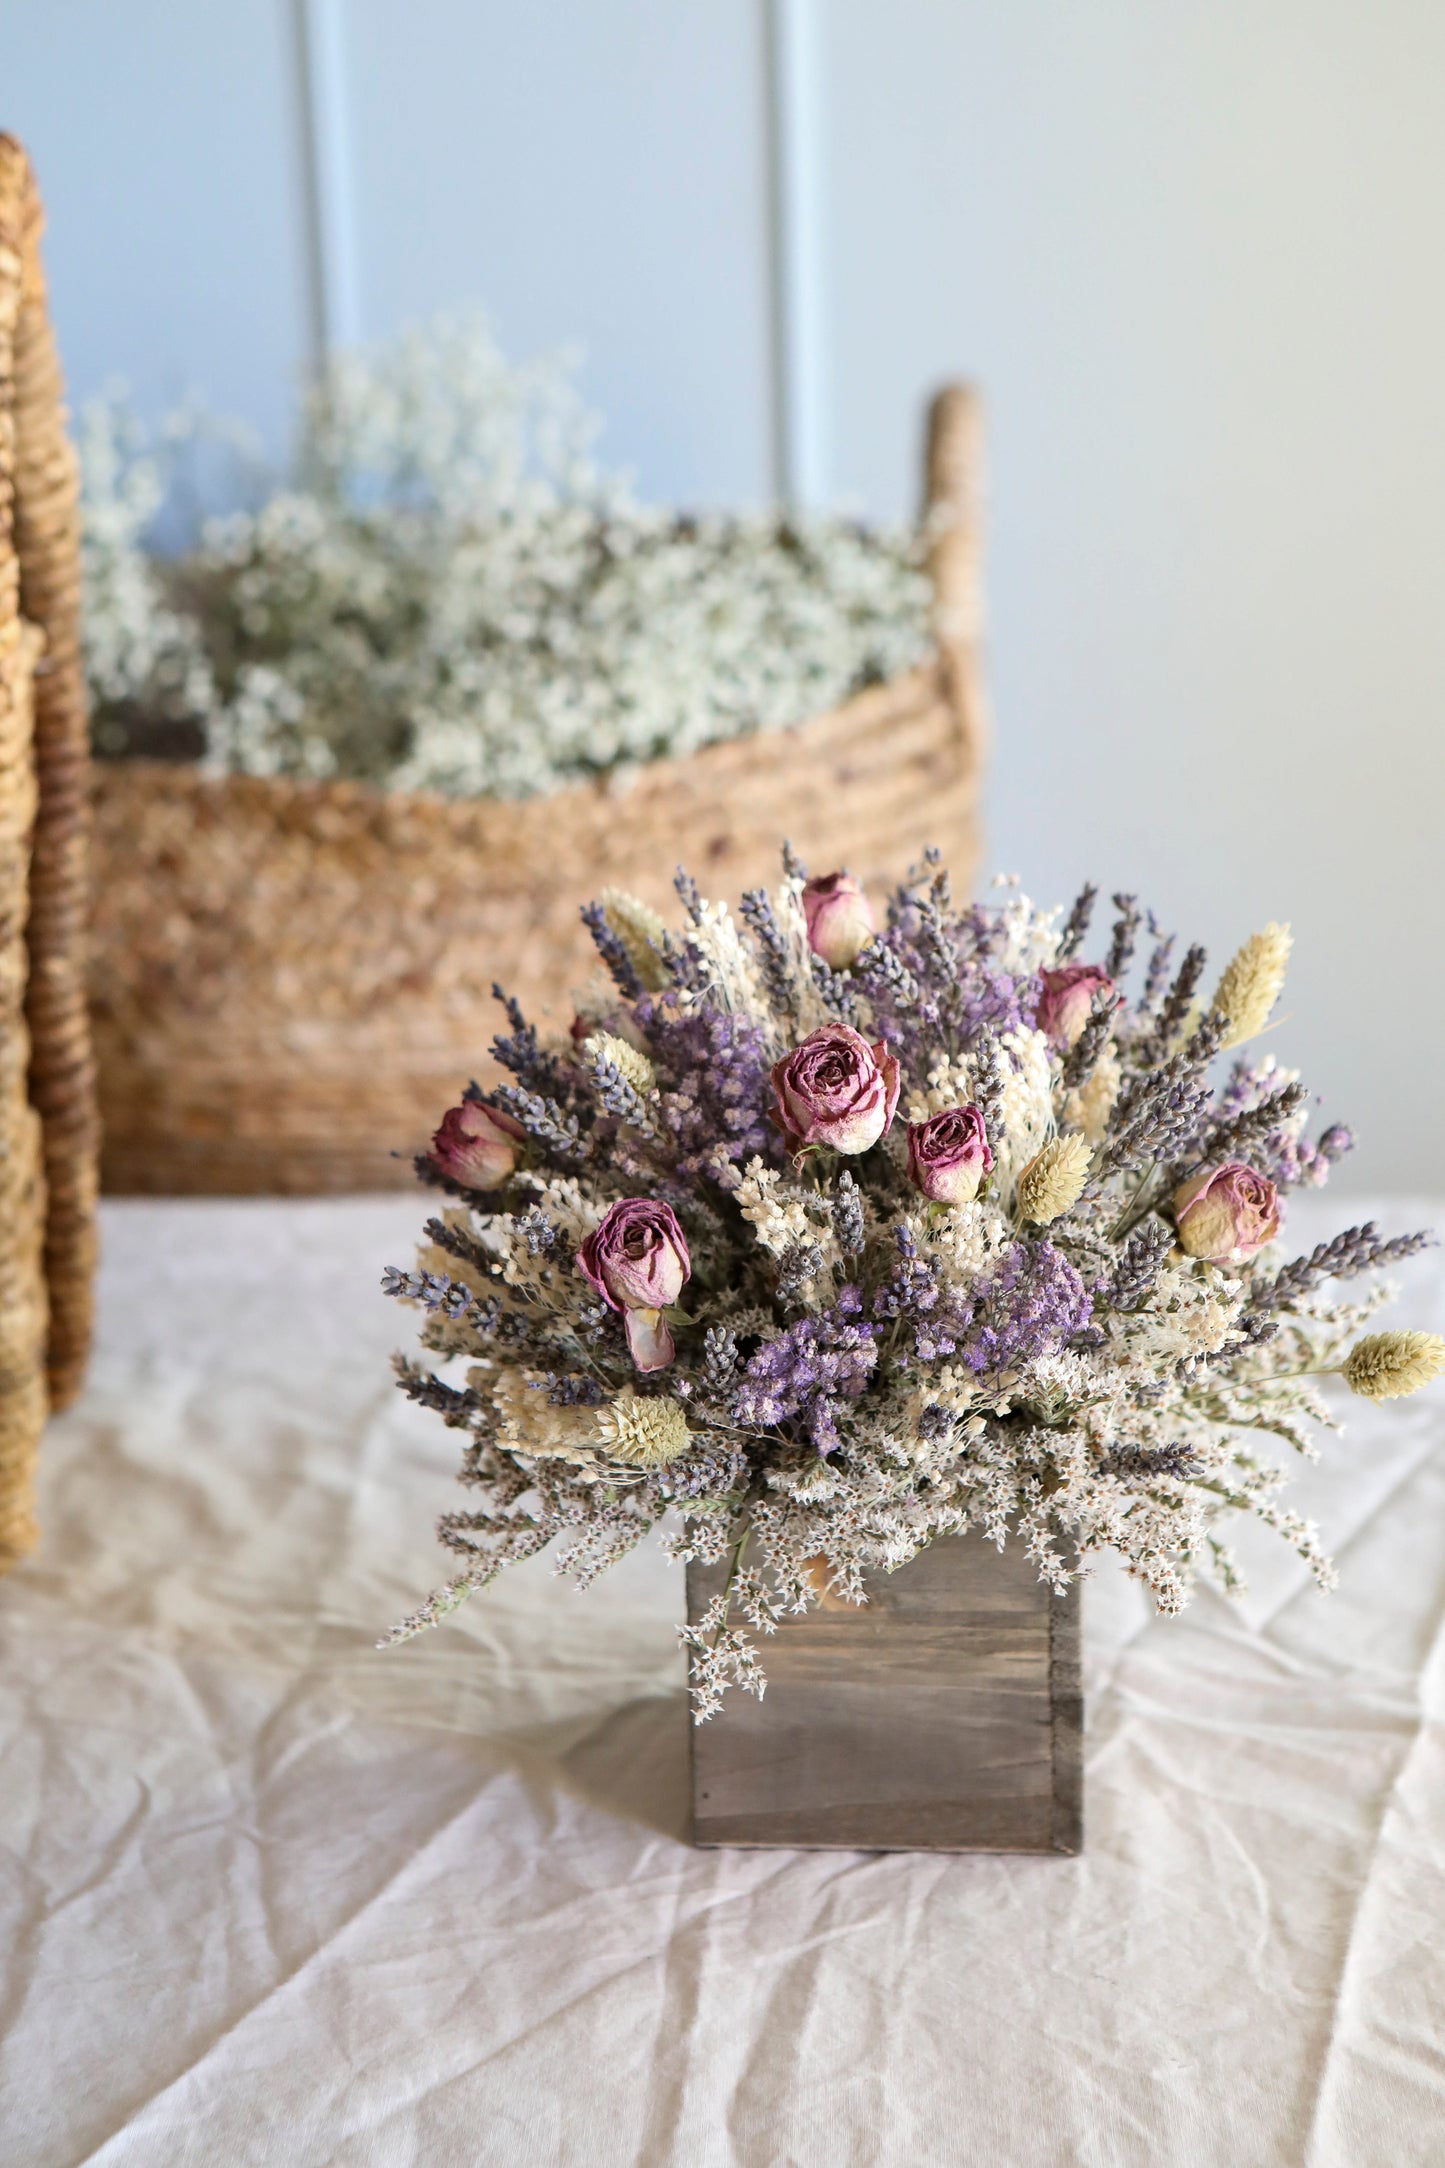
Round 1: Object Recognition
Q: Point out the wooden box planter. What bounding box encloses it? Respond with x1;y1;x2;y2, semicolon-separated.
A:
88;389;987;1196
0;136;100;1569
687;1536;1081;1854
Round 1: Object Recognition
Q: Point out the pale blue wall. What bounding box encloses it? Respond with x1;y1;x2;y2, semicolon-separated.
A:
4;1;1444;1184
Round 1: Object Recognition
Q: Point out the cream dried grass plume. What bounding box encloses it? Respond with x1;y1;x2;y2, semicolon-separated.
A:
1341;1331;1445;1403
595;1390;692;1465
1212;922;1292;1050
1017;1134;1093;1226
600;888;670;990
583;1031;656;1096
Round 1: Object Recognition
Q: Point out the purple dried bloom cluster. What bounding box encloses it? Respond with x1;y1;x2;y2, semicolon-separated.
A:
731;1287;878;1453
956;1242;1093;1379
387;845;1437;1716
638;993;778;1184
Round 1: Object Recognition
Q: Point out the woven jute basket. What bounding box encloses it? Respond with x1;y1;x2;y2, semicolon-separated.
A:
0;136;99;1570
91;387;987;1195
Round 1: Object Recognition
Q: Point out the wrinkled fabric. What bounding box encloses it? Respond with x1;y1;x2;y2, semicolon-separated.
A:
1;1195;1442;2168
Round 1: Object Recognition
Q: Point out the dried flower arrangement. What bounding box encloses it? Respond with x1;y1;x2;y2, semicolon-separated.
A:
79;317;931;799
383;850;1442;1718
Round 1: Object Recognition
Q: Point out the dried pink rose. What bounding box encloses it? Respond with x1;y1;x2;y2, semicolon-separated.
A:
906;1104;994;1205
1172;1160;1281;1262
429;1099;526;1190
802;871;875;969
1037;963;1115;1049
771;1024;901;1157
577;1198;692;1371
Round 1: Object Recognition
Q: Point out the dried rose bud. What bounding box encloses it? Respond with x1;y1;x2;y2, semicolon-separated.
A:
802;871;875;969
577;1198;692;1371
1173;1160;1280;1262
429;1099;526;1190
770;1024;901;1156
1037;962;1115;1049
907;1105;993;1205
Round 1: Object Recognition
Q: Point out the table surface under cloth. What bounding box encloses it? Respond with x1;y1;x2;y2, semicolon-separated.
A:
2;1194;1443;2168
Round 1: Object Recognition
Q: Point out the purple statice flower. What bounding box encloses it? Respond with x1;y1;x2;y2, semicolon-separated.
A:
1272;1120;1355;1191
955;1240;1093;1381
960;963;1036;1042
637;993;778;1185
731;1286;878;1453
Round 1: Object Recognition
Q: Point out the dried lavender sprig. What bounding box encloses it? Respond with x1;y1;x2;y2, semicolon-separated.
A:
1055;882;1098;962
775;1241;825;1306
970;1029;1007;1136
1138;933;1176;1016
701;1325;740;1398
391;1354;484;1428
489;986;572;1098
423;1216;495;1276
586;1048;652;1128
673;866;703;925
852;933;921;1008
382;1265;478;1319
1061;990;1123;1093
1099;1217;1174;1311
1140;941;1206;1063
491;1083;591;1163
653;1440;750;1502
513;1204;558;1256
739;886;798;1016
1104;893;1141;981
1190;1079;1309;1170
912;887;961;988
831;1170;865;1255
580;899;644;1000
781;839;808;883
538;1372;606;1407
809;953;862;1024
1251;1223;1437;1317
1103;1013;1225;1177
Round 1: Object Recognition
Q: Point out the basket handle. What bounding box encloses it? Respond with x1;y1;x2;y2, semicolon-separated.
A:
922;383;987;775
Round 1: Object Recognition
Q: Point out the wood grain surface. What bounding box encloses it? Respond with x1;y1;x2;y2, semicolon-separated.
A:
687;1533;1082;1854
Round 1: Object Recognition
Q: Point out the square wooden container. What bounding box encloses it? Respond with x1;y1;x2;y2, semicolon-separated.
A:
687;1534;1081;1854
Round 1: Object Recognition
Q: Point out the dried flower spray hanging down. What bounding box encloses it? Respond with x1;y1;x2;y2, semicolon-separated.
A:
383;852;1442;1718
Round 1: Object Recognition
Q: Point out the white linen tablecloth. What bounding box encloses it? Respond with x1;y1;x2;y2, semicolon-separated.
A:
2;1195;1443;2167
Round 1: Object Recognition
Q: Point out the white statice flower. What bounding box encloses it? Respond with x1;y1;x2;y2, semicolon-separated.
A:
994;888;1061;975
734;1158;823;1259
990;1026;1056;1201
904;1199;1009;1290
